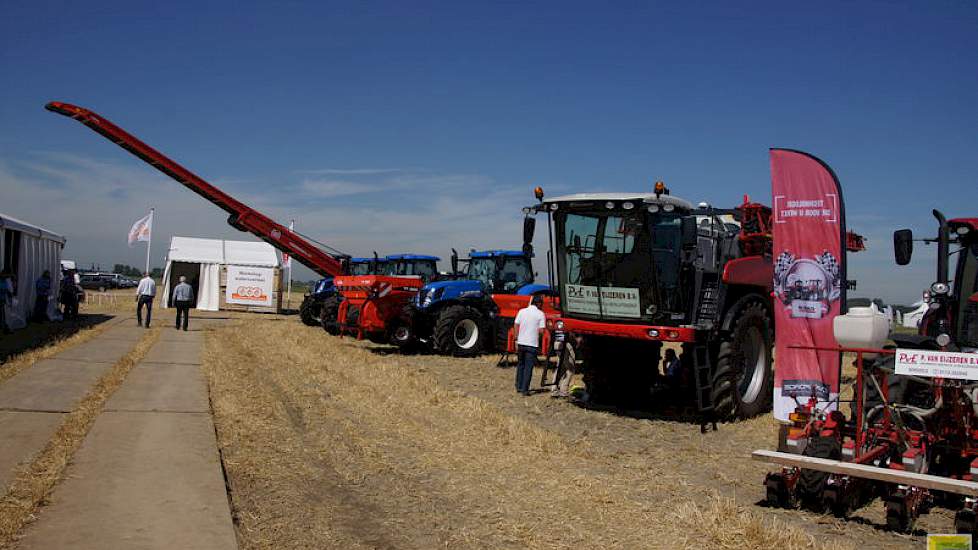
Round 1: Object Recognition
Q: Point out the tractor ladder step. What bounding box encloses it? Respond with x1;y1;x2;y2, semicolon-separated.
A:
695;276;720;326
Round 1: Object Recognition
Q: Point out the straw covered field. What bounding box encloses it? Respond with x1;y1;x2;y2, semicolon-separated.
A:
204;317;943;549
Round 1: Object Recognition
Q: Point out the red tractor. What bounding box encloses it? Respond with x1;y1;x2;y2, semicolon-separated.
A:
756;211;978;534
526;182;777;420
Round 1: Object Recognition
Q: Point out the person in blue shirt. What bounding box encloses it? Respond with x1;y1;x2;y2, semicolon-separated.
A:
33;271;51;322
172;276;195;331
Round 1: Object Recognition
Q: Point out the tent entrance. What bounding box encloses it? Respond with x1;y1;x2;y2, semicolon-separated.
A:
167;261;200;307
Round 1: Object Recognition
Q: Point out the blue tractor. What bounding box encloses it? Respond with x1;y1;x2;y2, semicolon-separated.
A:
299;256;386;327
393;249;550;356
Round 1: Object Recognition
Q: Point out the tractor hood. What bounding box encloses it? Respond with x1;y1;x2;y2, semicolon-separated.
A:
417;279;486;308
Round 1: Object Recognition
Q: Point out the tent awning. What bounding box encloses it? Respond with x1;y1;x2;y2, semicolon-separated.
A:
0;212;66;245
166;236;278;267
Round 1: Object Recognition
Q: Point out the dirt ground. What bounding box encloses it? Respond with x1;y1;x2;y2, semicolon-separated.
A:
204;317;935;549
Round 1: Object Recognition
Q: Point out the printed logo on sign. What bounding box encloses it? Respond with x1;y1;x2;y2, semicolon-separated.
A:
231;286;268;301
895;349;978;381
565;284;641;318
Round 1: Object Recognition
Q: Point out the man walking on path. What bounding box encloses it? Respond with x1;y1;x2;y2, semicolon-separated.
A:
513;294;547;396
172;275;195;331
135;272;156;328
33;271;51;322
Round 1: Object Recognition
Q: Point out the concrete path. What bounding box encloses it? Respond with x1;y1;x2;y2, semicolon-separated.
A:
0;314;141;492
18;322;237;550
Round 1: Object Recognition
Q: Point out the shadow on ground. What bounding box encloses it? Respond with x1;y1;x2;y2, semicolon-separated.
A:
0;313;115;364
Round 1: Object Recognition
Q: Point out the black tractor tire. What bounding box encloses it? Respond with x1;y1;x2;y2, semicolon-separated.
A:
388;319;420;353
797;435;842;511
711;301;773;421
320;295;341;336
433;305;488;357
299;296;321;326
581;337;660;406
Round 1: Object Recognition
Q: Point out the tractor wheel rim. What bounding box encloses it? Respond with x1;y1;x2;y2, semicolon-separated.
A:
453;319;479;349
738;326;766;404
394;326;410;342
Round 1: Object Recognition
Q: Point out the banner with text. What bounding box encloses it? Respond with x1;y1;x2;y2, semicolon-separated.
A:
226;265;274;307
771;149;847;421
895;349;978;381
565;284;641;318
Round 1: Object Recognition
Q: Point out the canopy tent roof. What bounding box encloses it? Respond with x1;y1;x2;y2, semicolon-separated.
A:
166;236;279;267
0;212;66;244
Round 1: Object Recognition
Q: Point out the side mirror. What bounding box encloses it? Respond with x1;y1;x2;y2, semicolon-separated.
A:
340;257;350;274
523;216;536;245
451;248;459;275
894;229;913;265
680;217;698;249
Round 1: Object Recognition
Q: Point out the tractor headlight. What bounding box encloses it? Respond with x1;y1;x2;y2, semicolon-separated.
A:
550;203;559;211
663;204;675;212
622;202;634;210
555;320;565;330
647;205;660;213
605;201;615;209
931;282;950;295
937;333;951;347
522;207;531;214
957;225;971;235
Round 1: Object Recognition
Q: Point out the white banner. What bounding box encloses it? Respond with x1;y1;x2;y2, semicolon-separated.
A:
127;210;153;247
226;265;274;307
895;348;978;380
565;284;641;318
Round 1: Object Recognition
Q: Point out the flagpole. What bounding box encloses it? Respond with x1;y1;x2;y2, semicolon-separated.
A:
287;219;294;310
145;208;154;275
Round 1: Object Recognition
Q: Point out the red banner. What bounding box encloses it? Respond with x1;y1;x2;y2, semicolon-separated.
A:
770;149;846;421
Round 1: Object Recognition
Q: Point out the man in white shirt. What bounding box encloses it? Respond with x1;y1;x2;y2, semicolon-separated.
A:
135;272;156;328
513;294;547;396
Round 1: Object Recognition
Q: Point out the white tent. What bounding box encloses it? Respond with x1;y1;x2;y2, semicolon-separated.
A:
161;236;280;312
902;300;928;329
1;213;65;329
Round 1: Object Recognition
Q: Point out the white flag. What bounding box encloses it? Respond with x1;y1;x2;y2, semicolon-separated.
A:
127;211;153;248
282;220;293;268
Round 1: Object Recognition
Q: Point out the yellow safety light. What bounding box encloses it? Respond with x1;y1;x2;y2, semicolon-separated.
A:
654;180;667;196
534;186;545;201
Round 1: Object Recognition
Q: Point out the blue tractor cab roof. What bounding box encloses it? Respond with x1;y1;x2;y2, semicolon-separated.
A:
349;257;373;264
469;250;528;259
386;254;441;261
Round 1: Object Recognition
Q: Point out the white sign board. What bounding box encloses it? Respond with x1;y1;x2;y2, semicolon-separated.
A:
226;265;274;307
895;348;978;381
565;284;641;318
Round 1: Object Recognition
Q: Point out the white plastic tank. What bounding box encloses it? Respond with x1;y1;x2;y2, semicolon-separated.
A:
833;304;890;357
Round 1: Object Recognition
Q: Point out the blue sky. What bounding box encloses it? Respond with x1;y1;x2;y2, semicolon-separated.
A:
1;1;976;302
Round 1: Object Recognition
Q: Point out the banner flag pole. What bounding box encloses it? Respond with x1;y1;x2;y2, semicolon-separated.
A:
145;208;155;275
287;219;294;309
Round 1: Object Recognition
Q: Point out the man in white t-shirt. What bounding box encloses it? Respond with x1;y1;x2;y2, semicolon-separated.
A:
135;273;156;328
513;294;547;396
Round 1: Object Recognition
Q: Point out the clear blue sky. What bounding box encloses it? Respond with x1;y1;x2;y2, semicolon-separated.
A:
2;1;976;302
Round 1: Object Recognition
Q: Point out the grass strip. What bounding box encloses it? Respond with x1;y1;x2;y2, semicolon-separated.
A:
0;326;161;548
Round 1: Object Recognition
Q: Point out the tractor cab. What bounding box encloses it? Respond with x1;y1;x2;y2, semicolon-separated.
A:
538;184;758;330
459;250;536;294
383;254;440;283
895;215;978;350
348;256;388;276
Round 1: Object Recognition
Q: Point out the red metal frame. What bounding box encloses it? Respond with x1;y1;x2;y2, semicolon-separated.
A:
551;316;697;343
45;102;345;278
333;275;423;339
